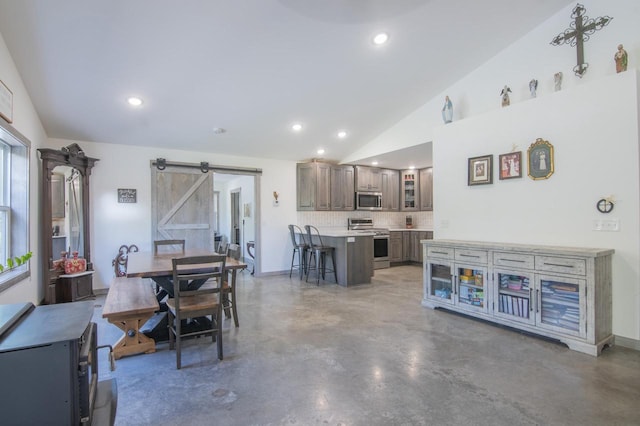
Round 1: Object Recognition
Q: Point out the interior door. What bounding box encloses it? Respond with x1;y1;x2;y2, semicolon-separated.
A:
230;189;240;245
151;165;215;250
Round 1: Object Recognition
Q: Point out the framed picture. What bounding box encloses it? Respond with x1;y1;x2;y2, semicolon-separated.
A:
498;151;522;180
527;138;554;180
468;155;493;186
117;188;137;203
0;80;13;123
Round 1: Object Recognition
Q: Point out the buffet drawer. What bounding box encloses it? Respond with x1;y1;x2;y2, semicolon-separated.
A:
426;246;454;260
535;256;586;276
493;251;535;270
454;248;488;264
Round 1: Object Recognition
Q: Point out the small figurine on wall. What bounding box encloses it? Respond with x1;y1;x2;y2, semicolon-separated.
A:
441;96;453;123
529;79;538;98
554;72;563;91
500;85;511;107
614;44;628;73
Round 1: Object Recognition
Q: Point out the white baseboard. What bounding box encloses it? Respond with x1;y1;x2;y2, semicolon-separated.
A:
614;335;640;352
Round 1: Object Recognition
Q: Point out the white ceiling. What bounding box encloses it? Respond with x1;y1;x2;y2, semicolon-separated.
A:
0;0;570;169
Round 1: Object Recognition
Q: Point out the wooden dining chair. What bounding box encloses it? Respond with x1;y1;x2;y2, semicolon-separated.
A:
216;241;229;256
222;243;241;327
227;243;241;260
167;254;226;369
154;239;185;255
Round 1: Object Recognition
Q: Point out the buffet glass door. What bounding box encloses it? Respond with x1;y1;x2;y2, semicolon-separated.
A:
426;262;454;304
493;269;535;325
536;274;586;338
454;265;488;313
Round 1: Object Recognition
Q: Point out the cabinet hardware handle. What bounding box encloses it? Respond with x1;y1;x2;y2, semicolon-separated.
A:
459;254;479;258
432;251;448;255
543;262;574;269
501;259;525;263
529;289;533;311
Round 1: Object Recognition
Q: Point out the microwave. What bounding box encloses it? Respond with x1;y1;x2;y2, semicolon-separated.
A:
356;192;382;210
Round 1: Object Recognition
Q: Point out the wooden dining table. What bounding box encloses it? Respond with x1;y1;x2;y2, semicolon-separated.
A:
126;249;247;297
126;250;247;326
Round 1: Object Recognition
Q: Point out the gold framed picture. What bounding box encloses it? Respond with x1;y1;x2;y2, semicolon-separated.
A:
527;138;554;180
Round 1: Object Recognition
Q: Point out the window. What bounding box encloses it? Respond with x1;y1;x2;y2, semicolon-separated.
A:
0;120;30;293
213;191;220;233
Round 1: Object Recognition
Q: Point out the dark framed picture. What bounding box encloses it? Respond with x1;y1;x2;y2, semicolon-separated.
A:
527;138;554;180
468;155;493;186
499;151;522;180
117;188;137;203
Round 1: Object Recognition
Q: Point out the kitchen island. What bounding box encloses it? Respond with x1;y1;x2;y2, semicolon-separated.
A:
301;229;374;286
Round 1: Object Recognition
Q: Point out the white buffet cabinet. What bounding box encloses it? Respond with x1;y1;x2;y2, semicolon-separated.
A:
421;240;614;356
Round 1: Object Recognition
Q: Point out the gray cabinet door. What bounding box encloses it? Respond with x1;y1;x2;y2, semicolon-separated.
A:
381;169;399;211
330;165;355;211
389;232;403;262
411;231;427;262
419;168;433;211
402;231;412;261
316;163;331;211
355;166;382;192
296;163;316;210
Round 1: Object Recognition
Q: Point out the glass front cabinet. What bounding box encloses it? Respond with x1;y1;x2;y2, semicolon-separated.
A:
423;240;613;356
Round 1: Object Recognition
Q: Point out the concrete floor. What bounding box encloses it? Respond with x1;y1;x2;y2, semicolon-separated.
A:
93;265;640;426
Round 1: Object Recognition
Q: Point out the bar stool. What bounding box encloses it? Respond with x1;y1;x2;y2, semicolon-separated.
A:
304;225;337;285
288;225;308;279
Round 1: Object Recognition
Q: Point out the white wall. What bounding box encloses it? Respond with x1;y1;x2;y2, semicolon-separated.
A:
0;32;48;304
344;0;640;163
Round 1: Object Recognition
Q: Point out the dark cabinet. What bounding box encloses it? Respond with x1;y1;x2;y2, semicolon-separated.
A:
57;271;94;303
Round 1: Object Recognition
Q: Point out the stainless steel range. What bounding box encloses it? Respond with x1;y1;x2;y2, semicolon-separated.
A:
348;218;390;269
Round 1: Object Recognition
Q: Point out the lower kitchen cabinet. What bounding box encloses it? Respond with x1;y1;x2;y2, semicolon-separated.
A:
391;230;433;264
422;240;613;356
389;232;403;262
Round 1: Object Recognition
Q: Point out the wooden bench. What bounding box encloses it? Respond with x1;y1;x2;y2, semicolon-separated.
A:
102;277;159;359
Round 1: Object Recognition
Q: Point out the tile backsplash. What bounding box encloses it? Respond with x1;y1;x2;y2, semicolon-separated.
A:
296;210;433;229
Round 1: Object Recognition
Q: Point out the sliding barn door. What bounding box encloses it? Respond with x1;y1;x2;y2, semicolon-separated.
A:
151;165;215;251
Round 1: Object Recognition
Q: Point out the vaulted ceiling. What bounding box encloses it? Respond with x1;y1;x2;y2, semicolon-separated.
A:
0;0;570;168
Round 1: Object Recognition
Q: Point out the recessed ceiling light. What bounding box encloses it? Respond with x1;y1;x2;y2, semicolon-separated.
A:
337;131;348;139
212;127;226;134
409;165;416;170
372;161;379;166
291;123;303;132
373;32;389;45
317;149;325;155
127;96;143;107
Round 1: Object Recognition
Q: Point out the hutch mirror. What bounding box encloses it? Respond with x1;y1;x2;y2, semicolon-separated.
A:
38;143;98;304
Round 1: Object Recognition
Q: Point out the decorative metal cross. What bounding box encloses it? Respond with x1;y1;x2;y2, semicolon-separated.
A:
550;3;612;78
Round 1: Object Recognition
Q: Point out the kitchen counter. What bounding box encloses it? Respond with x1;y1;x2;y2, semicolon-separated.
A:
388;228;433;232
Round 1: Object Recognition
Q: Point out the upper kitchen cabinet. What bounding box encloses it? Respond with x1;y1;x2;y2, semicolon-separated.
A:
419;167;433;211
297;162;354;211
380;169;399;211
400;169;419;211
297;162;331;211
330;165;355;211
355;166;382;192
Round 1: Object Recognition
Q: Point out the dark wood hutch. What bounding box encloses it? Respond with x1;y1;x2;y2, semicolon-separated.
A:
38;144;98;304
